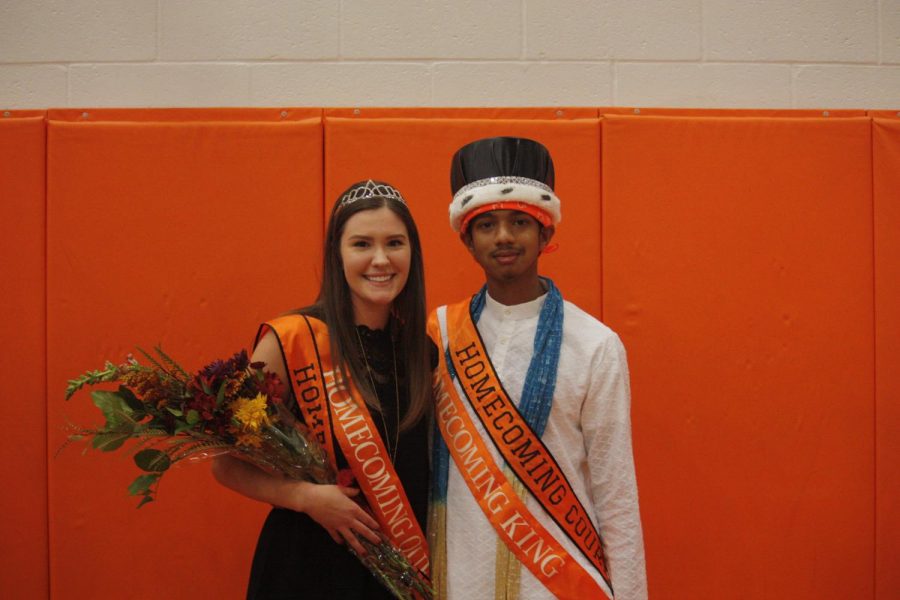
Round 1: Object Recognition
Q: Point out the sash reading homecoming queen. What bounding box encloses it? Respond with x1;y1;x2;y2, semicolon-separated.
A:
429;282;613;599
260;315;430;575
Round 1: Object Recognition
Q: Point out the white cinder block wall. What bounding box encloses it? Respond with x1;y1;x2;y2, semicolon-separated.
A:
1;0;899;110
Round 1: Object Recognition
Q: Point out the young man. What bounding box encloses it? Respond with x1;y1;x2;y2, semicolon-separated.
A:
428;137;647;599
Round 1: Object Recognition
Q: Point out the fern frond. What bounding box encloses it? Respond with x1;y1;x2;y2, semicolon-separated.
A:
56;434;83;458
154;345;191;381
135;346;179;381
168;440;233;463
129;434;167;453
132;347;190;399
130;428;170;441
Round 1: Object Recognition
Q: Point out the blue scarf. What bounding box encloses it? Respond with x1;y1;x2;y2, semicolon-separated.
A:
432;278;564;501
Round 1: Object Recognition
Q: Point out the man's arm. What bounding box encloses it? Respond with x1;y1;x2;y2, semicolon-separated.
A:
582;332;648;600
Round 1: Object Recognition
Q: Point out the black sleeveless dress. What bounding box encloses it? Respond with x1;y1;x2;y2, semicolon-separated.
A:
246;325;430;600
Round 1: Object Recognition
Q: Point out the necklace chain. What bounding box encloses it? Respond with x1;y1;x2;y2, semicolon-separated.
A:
354;327;401;463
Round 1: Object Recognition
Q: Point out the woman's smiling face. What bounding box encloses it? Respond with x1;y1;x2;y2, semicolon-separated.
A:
340;206;411;326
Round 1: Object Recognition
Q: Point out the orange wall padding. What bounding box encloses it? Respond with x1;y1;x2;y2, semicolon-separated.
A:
602;115;875;598
1;107;898;600
874;118;900;600
0;113;48;598
602;107;866;118
45;109;323;599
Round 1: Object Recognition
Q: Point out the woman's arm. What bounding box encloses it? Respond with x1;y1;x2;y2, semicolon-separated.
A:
211;329;381;555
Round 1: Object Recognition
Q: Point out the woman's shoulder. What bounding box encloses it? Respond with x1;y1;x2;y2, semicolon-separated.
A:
263;306;326;334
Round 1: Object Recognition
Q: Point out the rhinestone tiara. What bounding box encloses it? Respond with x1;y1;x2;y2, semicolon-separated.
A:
338;180;406;210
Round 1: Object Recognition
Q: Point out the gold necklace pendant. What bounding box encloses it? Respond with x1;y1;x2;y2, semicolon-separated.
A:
354;327;401;463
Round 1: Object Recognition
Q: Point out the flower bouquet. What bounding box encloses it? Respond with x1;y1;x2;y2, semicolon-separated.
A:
64;347;432;600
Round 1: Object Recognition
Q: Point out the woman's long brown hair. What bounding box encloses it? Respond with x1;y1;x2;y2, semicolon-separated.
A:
292;181;429;431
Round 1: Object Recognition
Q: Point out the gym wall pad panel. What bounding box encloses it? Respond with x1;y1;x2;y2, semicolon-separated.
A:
0;112;49;599
602;115;875;598
45;110;324;599
873;117;900;600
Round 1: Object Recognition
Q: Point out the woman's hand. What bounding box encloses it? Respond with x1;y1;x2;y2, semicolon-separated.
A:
295;482;382;556
213;456;381;556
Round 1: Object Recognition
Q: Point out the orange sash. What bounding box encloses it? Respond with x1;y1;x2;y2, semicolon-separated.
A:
262;315;430;574
430;304;614;599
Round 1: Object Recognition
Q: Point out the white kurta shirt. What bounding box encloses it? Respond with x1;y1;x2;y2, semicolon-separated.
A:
443;291;648;599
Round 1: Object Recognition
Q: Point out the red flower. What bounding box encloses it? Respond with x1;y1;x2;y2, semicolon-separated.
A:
258;371;285;404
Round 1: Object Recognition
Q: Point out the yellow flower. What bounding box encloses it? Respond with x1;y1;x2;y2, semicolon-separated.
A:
230;393;271;433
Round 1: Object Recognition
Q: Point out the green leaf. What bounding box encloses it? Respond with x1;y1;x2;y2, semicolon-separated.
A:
118;385;144;413
216;381;227;407
91;390;131;427
185;409;200;425
134;449;171;472
166;406;184;417
136;495;154;509
173;420;193;434
128;473;159;496
147;416;169;430
91;432;132;452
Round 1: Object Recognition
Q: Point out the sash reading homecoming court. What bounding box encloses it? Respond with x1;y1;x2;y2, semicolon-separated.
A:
261;315;430;575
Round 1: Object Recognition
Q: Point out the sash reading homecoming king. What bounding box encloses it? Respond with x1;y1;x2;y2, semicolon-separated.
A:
429;282;613;599
260;315;430;575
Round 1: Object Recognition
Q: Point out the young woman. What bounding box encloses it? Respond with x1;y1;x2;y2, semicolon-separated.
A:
212;180;432;599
